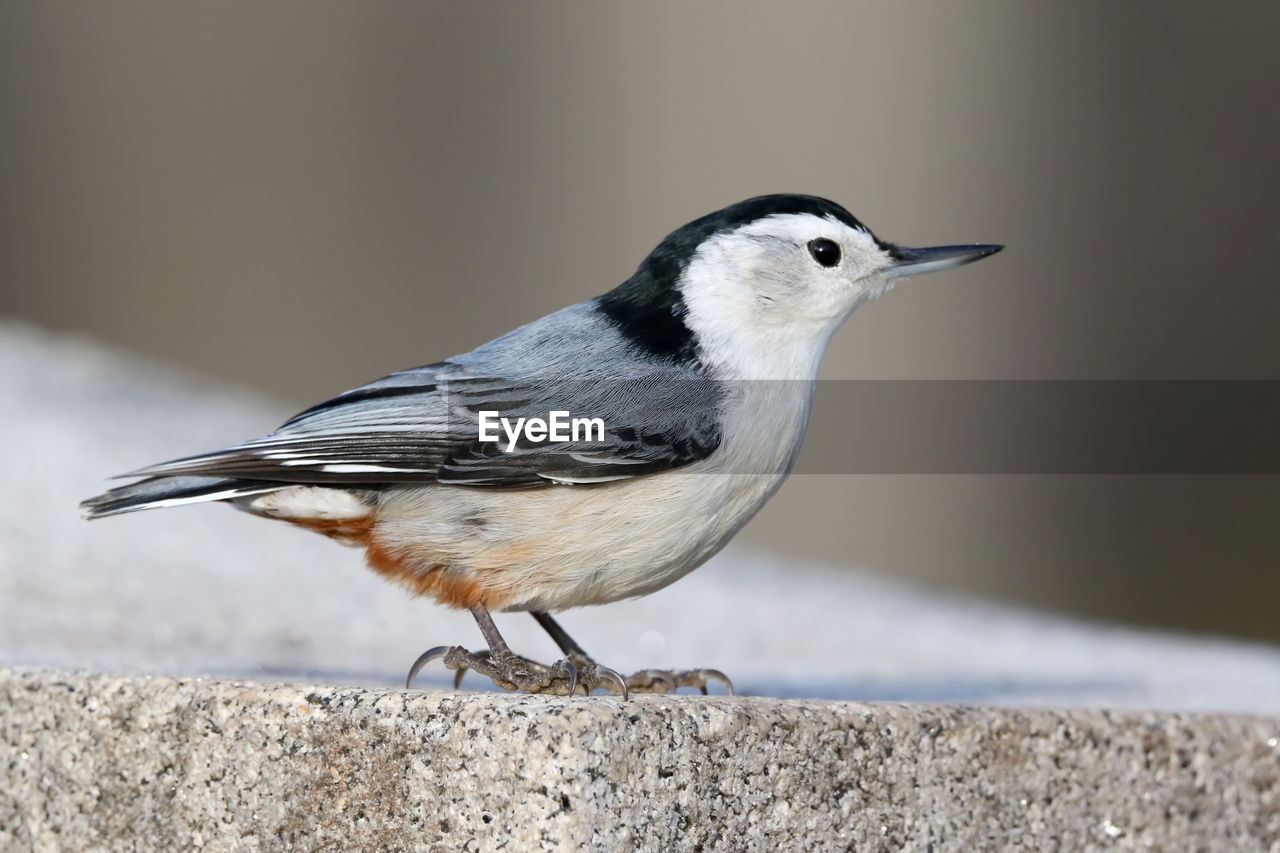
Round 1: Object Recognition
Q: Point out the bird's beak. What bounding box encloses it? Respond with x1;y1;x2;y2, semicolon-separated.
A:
886;243;1003;276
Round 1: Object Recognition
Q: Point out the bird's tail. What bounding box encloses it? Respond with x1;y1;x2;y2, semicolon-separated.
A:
81;475;282;519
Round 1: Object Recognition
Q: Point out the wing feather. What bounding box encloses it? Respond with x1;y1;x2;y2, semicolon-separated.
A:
125;360;724;488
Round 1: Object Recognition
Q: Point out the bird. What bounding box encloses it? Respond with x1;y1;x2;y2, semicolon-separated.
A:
82;194;1001;698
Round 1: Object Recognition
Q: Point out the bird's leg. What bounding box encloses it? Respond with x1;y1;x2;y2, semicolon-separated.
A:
531;611;734;698
405;603;578;695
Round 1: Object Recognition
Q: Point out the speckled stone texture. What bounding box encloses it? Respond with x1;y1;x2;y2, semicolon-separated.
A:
2;670;1277;852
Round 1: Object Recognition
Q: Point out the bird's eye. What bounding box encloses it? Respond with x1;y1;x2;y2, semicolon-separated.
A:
807;238;841;268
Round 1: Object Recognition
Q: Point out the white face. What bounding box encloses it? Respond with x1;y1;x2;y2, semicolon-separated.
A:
677;213;899;379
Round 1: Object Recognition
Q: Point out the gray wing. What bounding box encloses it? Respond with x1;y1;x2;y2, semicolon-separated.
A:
125;360;724;488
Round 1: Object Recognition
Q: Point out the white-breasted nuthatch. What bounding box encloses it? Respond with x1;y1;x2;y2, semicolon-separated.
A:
83;194;1001;697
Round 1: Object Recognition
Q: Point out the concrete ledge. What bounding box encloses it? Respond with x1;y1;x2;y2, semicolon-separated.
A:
2;669;1277;851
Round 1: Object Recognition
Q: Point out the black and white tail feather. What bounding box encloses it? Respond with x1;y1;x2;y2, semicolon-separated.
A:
81;476;283;519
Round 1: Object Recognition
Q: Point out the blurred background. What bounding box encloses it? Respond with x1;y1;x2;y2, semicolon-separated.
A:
2;2;1277;641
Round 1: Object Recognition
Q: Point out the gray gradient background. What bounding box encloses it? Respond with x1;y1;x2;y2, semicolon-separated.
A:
2;2;1277;640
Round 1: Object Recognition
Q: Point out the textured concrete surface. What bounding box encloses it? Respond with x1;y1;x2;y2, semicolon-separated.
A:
3;669;1279;852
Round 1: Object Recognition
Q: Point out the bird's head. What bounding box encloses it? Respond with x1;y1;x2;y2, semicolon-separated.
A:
598;194;1001;379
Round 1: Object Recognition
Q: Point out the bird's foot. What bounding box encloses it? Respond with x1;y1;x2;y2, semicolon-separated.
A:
559;652;733;698
405;645;578;695
561;652;630;698
623;667;734;695
445;648;628;697
405;645;733;699
536;650;735;698
524;611;733;698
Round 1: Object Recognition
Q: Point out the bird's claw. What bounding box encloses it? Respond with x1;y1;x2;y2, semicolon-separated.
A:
563;655;631;699
558;657;733;698
405;645;453;689
594;665;630;699
624;667;734;695
405;645;579;696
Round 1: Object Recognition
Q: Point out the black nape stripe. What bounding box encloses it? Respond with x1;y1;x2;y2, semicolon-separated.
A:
597;240;699;364
597;194;869;363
